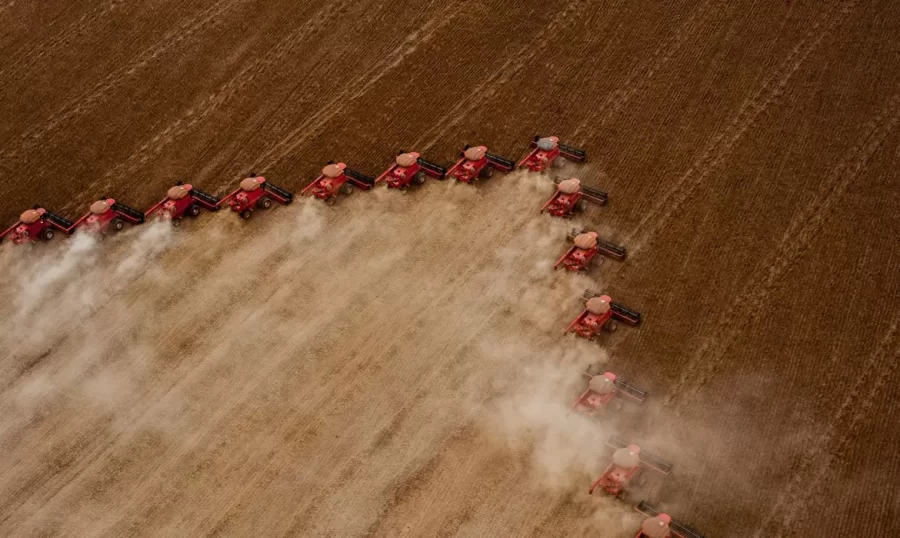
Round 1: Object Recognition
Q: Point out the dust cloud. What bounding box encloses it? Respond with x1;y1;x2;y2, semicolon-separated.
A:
0;171;641;536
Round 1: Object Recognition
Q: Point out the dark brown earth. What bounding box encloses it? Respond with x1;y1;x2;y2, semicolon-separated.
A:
1;1;899;536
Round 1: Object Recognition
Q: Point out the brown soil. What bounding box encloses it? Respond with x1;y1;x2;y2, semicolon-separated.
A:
1;1;899;536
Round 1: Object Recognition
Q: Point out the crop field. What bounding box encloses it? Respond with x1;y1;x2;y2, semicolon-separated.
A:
1;1;899;536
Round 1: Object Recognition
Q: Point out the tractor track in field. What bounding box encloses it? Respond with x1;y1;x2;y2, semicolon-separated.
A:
257;6;461;174
754;315;900;536
568;0;720;142
665;90;900;409
92;0;332;195
0;0;247;163
412;0;589;151
0;1;124;81
625;0;857;255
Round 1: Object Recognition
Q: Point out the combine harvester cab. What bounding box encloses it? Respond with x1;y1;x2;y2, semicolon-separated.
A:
145;181;220;227
0;206;76;245
541;177;608;218
375;151;446;191
446;144;515;183
302;162;375;204
566;290;641;339
635;501;705;538
571;365;646;416
218;173;294;219
518;135;586;172
555;228;627;271
589;439;671;498
72;198;145;235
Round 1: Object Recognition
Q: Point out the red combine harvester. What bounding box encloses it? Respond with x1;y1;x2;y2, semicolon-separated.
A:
145;181;220;226
0;206;76;244
554;228;627;271
571;364;646;416
541;177;608;218
302;162;375;204
375;151;447;191
518;135;586;172
445;144;515;183
635;502;705;538
72;198;145;234
218;174;294;219
589;439;671;497
566;290;642;339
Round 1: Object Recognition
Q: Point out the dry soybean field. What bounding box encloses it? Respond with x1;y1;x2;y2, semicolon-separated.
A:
1;1;899;536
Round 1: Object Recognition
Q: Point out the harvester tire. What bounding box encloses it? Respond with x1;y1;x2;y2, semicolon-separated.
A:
479;166;494;179
187;204;201;217
257;197;272;209
552;157;565;168
575;199;588;212
111;218;125;232
414;171;427;185
340;183;353;195
40;228;54;241
603;320;618;333
240;210;252;220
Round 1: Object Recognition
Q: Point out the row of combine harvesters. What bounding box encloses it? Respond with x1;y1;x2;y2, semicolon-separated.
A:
0;135;700;536
521;140;705;538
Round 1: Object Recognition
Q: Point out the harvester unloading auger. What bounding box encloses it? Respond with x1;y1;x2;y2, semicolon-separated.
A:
634;502;705;538
72;198;145;234
589;439;672;498
145;181;220;227
571;364;647;416
554;228;627;271
376;151;447;191
566;290;642;339
218;173;294;219
446;144;515;183
542;177;608;218
0;206;76;244
303;161;375;204
519;135;586;172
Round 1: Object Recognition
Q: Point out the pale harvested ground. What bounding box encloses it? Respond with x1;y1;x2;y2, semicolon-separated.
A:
1;1;900;536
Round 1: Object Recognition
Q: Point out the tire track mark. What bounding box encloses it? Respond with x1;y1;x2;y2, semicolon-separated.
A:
92;0;339;195
411;0;585;151
255;6;460;173
569;0;719;141
625;0;857;254
0;0;246;162
0;0;126;81
667;90;900;407
753;316;900;536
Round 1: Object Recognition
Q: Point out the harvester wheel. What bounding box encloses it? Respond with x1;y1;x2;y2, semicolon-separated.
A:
240;210;252;220
172;218;182;228
552;157;565;168
575;199;588;212
187;204;201;217
257;197;272;209
586;363;604;376
40;228;54;241
479;166;494;179
111;218;125;232
414;171;427;185
603;320;618;333
340;183;353;195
